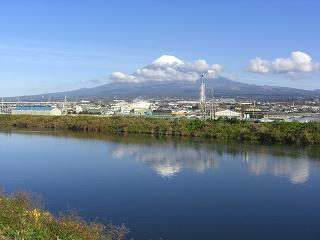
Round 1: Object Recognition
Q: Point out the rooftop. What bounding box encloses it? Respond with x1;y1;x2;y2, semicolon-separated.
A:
14;106;53;111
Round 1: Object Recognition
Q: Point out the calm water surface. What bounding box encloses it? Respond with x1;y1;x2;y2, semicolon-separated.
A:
0;131;320;239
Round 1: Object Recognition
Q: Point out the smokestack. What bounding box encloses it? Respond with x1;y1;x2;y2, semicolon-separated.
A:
199;73;206;112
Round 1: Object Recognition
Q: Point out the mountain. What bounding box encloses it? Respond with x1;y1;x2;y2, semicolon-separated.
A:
20;76;319;101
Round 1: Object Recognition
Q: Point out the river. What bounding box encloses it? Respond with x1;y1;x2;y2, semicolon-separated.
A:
0;130;320;239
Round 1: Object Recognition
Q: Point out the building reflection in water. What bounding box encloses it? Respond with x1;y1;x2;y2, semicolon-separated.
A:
112;140;318;184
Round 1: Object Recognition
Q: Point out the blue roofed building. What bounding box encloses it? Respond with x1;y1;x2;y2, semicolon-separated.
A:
11;106;62;116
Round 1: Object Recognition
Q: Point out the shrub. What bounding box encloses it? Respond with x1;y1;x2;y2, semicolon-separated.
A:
0;115;319;145
0;192;127;240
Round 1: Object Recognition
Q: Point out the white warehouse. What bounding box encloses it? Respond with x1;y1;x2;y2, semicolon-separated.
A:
215;109;241;119
11;106;62;116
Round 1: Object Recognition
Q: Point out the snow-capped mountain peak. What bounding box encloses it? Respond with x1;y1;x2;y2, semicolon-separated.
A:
153;55;184;66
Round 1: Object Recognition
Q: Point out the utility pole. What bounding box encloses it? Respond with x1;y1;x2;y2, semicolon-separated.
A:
210;91;213;120
1;97;3;114
209;89;215;120
63;96;67;115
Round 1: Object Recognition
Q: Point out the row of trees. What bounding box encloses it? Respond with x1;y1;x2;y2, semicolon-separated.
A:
0;115;319;145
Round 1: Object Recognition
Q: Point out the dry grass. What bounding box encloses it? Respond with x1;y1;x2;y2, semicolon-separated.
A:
0;192;127;240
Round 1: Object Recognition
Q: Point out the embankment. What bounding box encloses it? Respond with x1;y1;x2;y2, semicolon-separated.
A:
0;115;319;144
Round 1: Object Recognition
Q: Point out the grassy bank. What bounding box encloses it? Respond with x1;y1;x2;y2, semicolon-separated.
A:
0;192;127;240
0;115;320;144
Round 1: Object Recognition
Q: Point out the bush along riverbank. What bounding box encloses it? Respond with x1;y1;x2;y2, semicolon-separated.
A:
0;115;320;145
0;192;127;240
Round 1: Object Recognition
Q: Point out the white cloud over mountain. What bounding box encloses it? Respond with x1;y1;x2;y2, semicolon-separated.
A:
248;51;320;74
111;55;223;83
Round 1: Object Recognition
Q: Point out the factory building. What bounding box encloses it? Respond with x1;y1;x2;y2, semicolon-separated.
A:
11;106;62;116
215;109;241;119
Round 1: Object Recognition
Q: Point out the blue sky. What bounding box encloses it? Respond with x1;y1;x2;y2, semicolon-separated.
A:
0;0;319;96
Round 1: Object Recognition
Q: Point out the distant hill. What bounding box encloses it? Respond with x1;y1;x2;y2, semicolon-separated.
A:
19;76;319;101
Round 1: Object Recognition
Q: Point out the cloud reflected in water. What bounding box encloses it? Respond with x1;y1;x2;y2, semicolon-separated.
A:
112;142;317;184
244;153;310;184
112;144;218;177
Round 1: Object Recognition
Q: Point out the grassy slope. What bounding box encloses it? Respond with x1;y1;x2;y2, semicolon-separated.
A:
0;115;320;144
0;192;127;240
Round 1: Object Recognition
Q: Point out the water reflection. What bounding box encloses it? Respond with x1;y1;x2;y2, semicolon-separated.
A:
1;130;319;184
112;144;218;177
243;152;310;184
1;131;320;239
111;139;318;184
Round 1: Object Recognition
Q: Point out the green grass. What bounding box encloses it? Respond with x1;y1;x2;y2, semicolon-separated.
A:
0;115;319;145
0;192;127;240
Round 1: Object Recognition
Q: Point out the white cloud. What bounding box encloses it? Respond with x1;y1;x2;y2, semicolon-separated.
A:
110;55;223;83
248;58;270;74
248;51;320;74
110;72;138;82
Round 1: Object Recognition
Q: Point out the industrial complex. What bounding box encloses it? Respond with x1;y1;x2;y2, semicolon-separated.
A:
1;77;320;123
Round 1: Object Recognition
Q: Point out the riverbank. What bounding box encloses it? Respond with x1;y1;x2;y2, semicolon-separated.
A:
0;192;127;240
0;115;319;144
